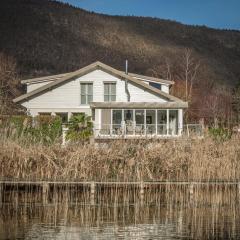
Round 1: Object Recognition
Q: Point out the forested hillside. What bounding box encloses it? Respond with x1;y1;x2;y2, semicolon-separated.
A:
0;0;240;122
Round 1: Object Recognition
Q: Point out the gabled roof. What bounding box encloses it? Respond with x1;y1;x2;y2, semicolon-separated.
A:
13;61;185;104
21;73;70;84
21;67;174;86
127;73;174;85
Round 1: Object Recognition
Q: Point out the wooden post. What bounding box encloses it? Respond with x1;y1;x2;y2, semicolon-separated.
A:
90;182;95;205
187;124;190;137
189;183;194;204
140;182;144;205
15;184;19;207
63;184;69;203
42;182;49;205
0;183;3;206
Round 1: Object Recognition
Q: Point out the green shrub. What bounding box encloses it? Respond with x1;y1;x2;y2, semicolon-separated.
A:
66;114;93;142
33;115;62;144
2;115;62;145
208;127;232;141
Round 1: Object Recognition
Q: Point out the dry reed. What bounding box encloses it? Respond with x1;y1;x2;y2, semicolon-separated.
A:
1;133;240;182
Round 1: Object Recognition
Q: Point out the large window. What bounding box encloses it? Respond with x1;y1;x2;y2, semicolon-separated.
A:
146;110;156;135
157;110;167;135
104;83;116;102
81;83;93;104
135;110;145;135
135;110;144;125
124;110;134;135
113;110;122;125
112;110;122;135
169;110;178;135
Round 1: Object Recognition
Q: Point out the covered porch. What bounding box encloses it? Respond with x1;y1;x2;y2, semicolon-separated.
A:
91;102;187;139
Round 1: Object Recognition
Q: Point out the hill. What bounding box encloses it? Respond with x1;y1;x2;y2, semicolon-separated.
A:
0;0;240;121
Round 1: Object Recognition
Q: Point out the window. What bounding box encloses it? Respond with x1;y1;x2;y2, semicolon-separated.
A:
124;110;133;122
135;110;145;135
113;110;122;125
124;110;134;135
169;110;178;135
135;110;144;125
149;82;161;90
112;110;122;135
81;83;93;104
157;110;167;124
146;110;156;135
104;83;116;102
146;110;155;124
157;110;167;135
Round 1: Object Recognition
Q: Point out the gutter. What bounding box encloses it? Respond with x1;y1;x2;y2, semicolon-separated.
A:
125;60;130;102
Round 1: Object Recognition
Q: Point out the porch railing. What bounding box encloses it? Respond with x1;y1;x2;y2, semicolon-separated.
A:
95;124;179;138
61;123;204;145
94;124;204;138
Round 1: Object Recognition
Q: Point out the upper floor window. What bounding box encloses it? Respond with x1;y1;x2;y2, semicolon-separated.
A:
81;83;93;104
104;83;116;102
149;82;161;90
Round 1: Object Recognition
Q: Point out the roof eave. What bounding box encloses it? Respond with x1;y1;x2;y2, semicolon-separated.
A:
13;61;184;104
90;101;188;109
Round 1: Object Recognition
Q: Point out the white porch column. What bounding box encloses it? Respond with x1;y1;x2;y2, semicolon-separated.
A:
94;109;101;137
133;109;136;136
178;109;183;136
68;112;72;121
110;109;113;136
144;109;147;136
121;109;125;135
62;126;68;146
167;109;169;136
99;109;102;131
155;109;158;136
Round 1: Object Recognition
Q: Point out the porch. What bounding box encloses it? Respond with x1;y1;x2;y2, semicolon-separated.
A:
91;102;188;139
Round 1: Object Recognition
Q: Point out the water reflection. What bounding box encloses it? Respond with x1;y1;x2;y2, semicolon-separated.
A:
0;185;240;239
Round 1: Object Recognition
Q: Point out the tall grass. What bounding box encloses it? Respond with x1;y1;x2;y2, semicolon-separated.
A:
0;126;240;181
1;123;240;239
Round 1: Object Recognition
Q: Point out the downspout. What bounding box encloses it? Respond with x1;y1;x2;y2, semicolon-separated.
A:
125;60;130;102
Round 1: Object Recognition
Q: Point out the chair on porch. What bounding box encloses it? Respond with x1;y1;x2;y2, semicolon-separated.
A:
135;124;144;136
126;120;134;135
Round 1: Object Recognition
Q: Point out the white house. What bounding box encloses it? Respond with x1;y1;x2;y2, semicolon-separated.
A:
13;61;188;139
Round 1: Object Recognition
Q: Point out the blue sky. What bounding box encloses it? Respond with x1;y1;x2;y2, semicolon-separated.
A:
59;0;240;30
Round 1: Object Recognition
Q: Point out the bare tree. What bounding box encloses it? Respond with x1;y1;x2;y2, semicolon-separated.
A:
146;57;173;82
181;48;200;102
204;86;232;126
149;49;200;102
0;53;18;115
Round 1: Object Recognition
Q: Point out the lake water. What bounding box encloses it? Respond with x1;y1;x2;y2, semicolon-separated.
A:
0;185;240;239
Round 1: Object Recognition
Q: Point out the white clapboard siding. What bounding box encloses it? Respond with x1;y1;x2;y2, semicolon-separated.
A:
22;69;167;110
131;76;170;94
128;82;166;103
161;85;169;94
77;70;128;102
